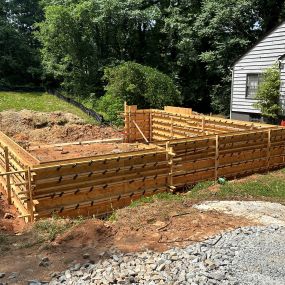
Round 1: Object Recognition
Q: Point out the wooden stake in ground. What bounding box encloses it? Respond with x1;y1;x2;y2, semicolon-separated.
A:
267;129;271;172
26;167;34;222
215;135;219;182
4;146;12;204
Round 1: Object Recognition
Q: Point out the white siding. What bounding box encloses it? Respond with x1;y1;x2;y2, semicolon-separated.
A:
231;21;285;116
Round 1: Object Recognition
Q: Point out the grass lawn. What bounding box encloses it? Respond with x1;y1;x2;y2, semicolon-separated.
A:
0;91;96;123
127;169;285;212
187;169;285;203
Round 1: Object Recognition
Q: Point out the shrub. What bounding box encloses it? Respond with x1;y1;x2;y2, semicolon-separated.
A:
103;62;182;109
96;93;124;126
254;65;282;121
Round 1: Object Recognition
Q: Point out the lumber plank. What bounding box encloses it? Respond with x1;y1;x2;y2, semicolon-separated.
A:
34;152;167;179
32;175;168;200
36;188;166;218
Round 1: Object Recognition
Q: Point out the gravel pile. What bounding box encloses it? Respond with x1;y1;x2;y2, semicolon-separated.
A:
50;225;285;285
194;201;285;226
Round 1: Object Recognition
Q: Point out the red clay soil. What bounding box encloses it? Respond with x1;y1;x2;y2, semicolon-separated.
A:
54;201;254;252
0;198;257;284
0;191;26;234
29;143;154;162
0;110;122;146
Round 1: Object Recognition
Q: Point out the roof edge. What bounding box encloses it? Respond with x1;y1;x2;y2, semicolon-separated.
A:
233;20;285;67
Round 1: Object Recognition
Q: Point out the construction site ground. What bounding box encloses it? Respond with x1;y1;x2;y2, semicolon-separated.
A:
1;188;257;285
29;143;155;162
1;110;285;284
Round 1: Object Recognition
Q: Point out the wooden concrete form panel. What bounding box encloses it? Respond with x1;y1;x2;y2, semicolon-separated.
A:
37;188;166;218
168;128;285;188
31;148;169;217
124;106;151;143
1;105;285;221
0;134;34;220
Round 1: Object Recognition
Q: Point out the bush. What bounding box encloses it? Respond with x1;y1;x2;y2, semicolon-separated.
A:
254;65;282;121
103;62;182;109
96;93;124;126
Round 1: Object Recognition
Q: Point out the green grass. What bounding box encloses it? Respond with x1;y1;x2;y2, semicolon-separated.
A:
128;170;285;210
0;91;96;123
187;171;285;203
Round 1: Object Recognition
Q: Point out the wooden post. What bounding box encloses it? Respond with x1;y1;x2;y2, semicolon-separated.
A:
171;117;174;139
166;142;175;192
267;129;271;172
4;146;12;204
149;112;153;142
215;135;219;182
124;102;129;143
26;167;34;222
202;117;205;133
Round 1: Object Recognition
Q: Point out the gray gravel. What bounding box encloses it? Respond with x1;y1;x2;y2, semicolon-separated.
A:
49;225;285;285
194;201;285;226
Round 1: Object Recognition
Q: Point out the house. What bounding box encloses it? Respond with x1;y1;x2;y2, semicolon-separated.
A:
230;21;285;122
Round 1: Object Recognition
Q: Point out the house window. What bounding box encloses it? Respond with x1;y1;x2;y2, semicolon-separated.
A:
246;74;261;98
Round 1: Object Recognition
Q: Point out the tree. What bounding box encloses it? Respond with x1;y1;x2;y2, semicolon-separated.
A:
192;0;263;114
254;65;282;121
36;0;162;97
103;61;182;109
0;0;43;87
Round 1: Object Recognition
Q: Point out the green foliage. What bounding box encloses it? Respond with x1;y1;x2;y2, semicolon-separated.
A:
34;215;85;243
0;91;96;123
104;62;182;109
2;0;285;114
254;65;282;120
193;0;262;114
0;0;43;86
95;93;124;126
108;211;118;222
36;0;161;97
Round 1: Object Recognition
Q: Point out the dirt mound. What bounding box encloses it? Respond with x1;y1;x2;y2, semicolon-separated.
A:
0;110;122;145
51;200;255;253
53;220;114;248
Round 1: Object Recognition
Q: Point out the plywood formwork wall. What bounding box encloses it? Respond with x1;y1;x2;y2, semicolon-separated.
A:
31;147;169;218
124;105;272;143
0;131;39;221
124;105;285;189
124;105;151;143
1;105;285;221
167;128;285;188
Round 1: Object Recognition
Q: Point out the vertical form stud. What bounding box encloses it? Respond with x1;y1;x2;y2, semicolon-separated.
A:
26;167;34;222
4;146;11;204
267;129;271;172
215;135;219;182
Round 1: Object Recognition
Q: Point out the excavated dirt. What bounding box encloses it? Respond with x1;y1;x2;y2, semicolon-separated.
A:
0;110;147;162
53;201;255;253
29;143;155;162
0;110;122;146
0;191;26;234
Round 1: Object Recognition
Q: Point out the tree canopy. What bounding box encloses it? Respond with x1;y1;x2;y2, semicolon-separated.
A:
1;0;285;115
